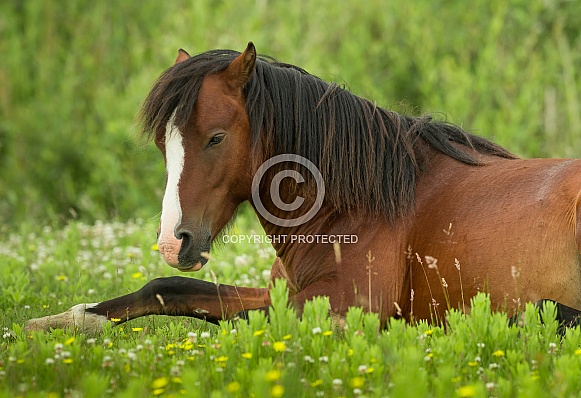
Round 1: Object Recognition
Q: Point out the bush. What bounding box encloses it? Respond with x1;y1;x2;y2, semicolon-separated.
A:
1;0;580;226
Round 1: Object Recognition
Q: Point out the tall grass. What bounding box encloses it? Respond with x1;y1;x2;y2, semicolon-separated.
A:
1;0;580;226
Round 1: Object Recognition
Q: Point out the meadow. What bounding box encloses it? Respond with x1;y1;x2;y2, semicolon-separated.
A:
3;216;581;397
2;0;581;396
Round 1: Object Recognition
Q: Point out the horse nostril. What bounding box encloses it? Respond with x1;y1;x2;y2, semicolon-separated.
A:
176;229;194;258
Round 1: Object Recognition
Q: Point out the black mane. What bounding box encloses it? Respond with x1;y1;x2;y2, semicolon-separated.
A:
140;49;516;220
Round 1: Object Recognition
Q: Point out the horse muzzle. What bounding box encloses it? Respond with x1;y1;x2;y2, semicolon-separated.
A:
176;228;211;271
158;228;211;272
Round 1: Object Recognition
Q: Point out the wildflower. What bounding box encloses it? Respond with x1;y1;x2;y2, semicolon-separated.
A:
253;329;265;337
311;379;323;387
87;289;95;295
492;350;505;357
358;365;368;373
323;330;333;336
468;361;478;367
273;341;286;352
188;332;197;343
110;318;121;323
486;382;495;391
474;356;481;362
456;385;477;397
150;244;159;251
548;342;557;354
63;359;73;364
283;334;292;340
132;327;143;332
424;329;434;336
132;272;143;279
241;352;253;359
489;363;499;369
303;355;315;363
45;358;55;365
200;331;211;339
312;327;322;335
319;356;328;363
265;369;281;381
128;352;137;361
226;381;240;393
56;275;68;281
270;385;284;398
86;338;96;345
353;389;362;395
54;343;63;353
151;377;169;389
215;356;228;363
575;349;581;356
476;342;485;349
332;379;343;386
230;329;237;335
349;377;365;388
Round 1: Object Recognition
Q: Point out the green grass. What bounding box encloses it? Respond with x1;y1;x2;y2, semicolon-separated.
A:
3;215;581;397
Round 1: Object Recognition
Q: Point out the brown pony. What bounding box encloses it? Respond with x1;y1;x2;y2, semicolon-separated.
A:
26;43;581;332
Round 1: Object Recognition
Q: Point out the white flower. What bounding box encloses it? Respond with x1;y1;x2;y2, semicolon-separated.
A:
200;331;211;339
86;338;96;345
311;327;322;335
127;352;137;361
45;358;55;365
358;365;368;373
332;379;343;386
230;329;237;335
54;343;63;353
486;382;495;391
319;356;328;363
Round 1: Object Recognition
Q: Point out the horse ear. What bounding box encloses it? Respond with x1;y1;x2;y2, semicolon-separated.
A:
175;49;190;65
223;42;256;89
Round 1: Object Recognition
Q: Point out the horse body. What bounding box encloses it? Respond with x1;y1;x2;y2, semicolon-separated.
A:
25;43;581;332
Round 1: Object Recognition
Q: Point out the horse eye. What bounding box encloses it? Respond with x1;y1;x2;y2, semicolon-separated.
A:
207;133;225;148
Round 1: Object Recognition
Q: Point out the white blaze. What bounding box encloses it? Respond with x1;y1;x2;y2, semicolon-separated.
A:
158;113;185;266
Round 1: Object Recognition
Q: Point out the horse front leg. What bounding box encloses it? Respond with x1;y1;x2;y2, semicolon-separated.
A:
25;276;269;333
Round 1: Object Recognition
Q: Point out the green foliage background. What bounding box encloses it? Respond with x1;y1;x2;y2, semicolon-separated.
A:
1;0;580;226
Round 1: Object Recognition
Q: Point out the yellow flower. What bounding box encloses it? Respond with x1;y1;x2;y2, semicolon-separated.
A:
270;385;284;398
152;377;169;389
132;327;143;332
492;350;505;357
151;243;159;251
310;379;323;387
575;349;581;356
273;341;286;353
56;275;68;281
253;329;265;337
226;381;241;393
215;356;229;363
265;369;281;382
132;272;143;279
451;377;462;383
110;318;121;322
323;330;333;336
456;385;476;397
365;367;375;374
424;329;434;336
283;334;292;340
172;377;183;384
64;337;75;345
349;377;365;388
468;361;478;367
63;359;73;364
152;388;164;396
17;359;25;364
241;352;253;359
347;348;354;356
